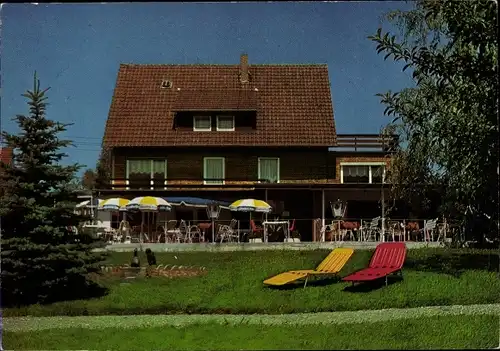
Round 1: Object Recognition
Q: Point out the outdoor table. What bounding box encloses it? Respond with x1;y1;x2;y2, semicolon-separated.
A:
263;221;290;243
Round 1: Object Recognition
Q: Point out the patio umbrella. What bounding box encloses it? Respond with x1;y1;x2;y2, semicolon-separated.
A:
126;197;172;243
229;199;272;240
229;199;272;213
126;196;172;212
98;198;130;236
76;199;104;208
99;198;130;212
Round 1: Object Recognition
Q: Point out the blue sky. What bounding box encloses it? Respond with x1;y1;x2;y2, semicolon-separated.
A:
1;2;414;176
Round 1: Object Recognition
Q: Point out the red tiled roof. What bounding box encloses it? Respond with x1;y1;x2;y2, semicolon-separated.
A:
172;89;258;111
103;63;336;147
0;147;12;165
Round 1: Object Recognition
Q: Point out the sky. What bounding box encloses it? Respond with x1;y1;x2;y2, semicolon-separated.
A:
1;2;415;177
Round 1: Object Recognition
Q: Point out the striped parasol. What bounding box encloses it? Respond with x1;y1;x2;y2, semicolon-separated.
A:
126;196;172;212
229;199;272;213
98;198;130;211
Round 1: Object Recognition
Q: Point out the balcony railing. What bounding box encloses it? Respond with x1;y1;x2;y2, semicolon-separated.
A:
98;176;343;191
333;134;399;152
105;177;276;190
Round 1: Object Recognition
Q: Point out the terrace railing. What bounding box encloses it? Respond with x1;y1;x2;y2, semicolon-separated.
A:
333;134;399;153
104;177;276;190
98;173;339;191
101;217;457;245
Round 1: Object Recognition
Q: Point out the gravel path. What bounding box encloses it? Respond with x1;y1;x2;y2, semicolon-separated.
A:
3;304;499;332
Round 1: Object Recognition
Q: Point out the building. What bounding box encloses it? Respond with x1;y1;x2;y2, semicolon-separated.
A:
98;54;397;240
0;147;13;166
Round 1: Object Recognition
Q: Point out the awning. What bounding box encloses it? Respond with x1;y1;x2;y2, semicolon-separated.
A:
165;197;231;209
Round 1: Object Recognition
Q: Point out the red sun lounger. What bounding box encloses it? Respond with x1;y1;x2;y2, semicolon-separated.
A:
342;242;407;286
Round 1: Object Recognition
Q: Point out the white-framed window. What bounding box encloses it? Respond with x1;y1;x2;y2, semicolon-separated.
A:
342;165;370;183
216;115;235;131
203;157;225;185
126;159;167;189
193;116;212;131
258;157;280;183
340;162;386;184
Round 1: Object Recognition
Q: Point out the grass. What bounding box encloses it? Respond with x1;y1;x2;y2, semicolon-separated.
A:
4;248;500;316
4;314;499;350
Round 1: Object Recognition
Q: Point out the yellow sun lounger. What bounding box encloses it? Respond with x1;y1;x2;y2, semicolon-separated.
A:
263;248;354;288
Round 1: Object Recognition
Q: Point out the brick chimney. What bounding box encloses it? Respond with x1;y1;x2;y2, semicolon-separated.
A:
240;53;249;83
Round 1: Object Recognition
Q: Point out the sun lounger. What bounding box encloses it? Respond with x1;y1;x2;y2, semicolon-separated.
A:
263;248;354;288
342;242;406;286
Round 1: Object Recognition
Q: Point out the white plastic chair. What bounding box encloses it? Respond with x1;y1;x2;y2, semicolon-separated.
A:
361;217;380;241
421;218;438;242
174;220;189;243
219;219;239;243
388;220;404;241
189;225;204;242
165;220;178;243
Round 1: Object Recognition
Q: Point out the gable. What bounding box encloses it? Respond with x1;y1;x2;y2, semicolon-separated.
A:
103;62;336;147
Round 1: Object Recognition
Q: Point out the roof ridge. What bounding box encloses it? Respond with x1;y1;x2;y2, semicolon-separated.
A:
120;63;328;67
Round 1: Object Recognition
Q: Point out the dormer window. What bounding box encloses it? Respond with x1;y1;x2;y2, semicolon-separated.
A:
193;116;211;131
216;115;235;131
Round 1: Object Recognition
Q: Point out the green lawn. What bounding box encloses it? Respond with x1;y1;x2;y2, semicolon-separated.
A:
4;314;499;350
4;248;500;316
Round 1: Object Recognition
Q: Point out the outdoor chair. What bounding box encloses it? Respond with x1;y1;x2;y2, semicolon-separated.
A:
319;223;336;242
250;220;264;239
420;218;438;242
189;225;204;243
342;242;407;287
165;220;178;243
264;248;354;288
287;219;296;240
437;219;461;243
361;217;380;241
219;219;239;243
175;220;189;243
339;221;359;241
388;220;405;241
330;221;342;241
436;220;449;242
118;220;131;237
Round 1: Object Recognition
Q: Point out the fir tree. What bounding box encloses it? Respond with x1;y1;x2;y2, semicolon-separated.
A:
0;73;108;306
